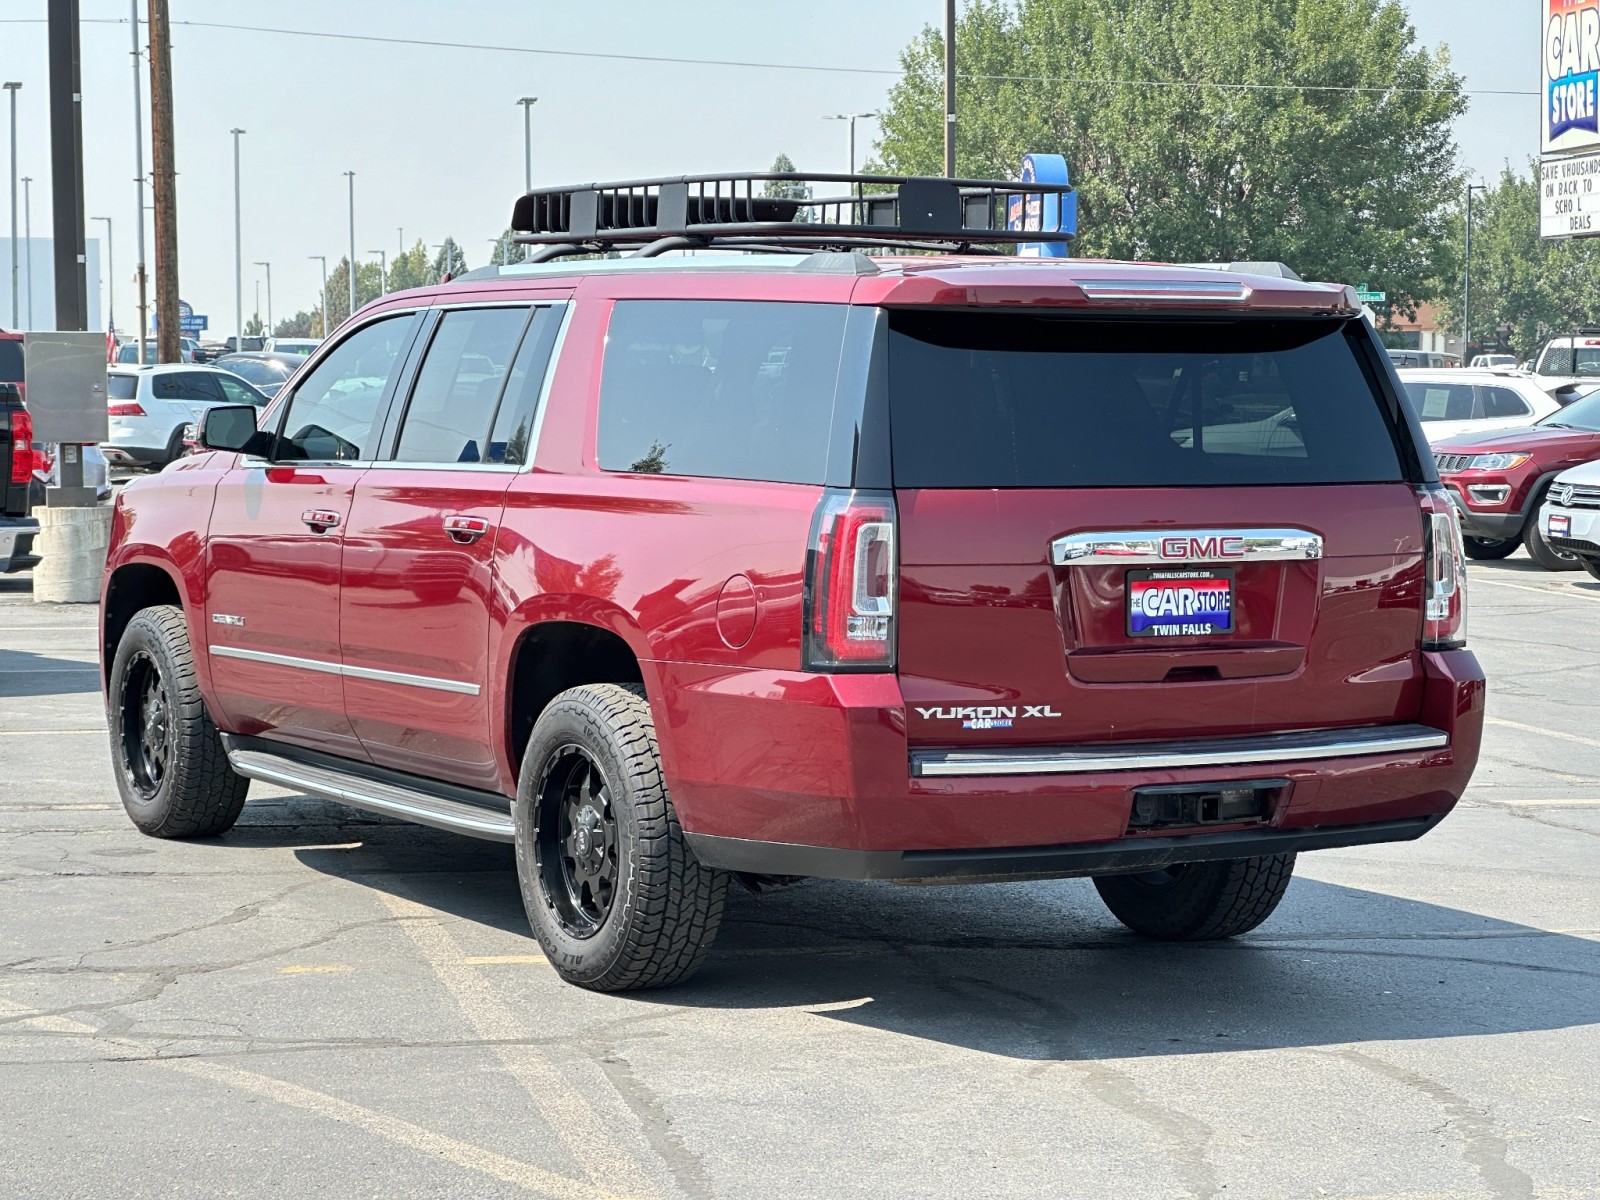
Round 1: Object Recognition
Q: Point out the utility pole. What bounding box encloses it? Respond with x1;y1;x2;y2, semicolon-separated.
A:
231;128;244;350
5;81;19;328
47;1;86;335
309;254;327;336
20;176;32;328
1464;183;1487;361
254;260;271;334
369;249;386;296
92;216;113;333
344;170;356;316
148;0;180;362
130;0;148;359
943;0;957;177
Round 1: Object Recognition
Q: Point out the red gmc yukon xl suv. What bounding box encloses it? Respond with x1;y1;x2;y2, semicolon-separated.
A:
100;174;1483;991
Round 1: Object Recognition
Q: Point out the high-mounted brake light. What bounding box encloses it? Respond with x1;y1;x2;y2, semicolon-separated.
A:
9;407;34;485
107;401;146;417
1419;486;1467;650
803;489;897;672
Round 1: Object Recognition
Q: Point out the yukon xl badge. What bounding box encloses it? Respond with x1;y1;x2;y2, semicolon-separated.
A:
916;705;1062;730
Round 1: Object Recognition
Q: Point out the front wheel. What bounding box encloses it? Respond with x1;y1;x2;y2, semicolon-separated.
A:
108;605;249;838
513;683;728;991
1093;854;1295;940
1462;535;1518;561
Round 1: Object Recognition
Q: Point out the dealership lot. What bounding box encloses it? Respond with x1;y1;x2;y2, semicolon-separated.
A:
1;558;1597;1200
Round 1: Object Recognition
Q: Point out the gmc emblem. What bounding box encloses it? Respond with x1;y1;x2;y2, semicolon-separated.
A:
1161;535;1246;560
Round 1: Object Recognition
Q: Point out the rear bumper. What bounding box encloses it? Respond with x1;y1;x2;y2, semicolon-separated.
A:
0;517;41;574
652;650;1484;881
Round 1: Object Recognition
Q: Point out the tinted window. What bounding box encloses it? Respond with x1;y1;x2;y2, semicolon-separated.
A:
0;340;21;383
1403;381;1477;422
487;305;564;465
275;316;413;462
1481;387;1530;419
220;360;287;388
393;308;529;463
107;375;139;400
154;372;223;403
1541;390;1600;431
889;315;1404;488
598;300;847;483
215;375;265;407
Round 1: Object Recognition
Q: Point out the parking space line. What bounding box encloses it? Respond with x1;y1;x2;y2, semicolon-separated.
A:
464;954;549;965
278;963;352;975
1486;716;1600;751
376;893;661;1200
0;729;107;736
0;997;626;1200
1472;576;1600;603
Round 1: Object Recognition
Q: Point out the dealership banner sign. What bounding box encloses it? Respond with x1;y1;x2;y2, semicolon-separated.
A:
1545;0;1600;155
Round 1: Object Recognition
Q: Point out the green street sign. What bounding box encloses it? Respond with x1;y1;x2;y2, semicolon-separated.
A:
1356;288;1387;304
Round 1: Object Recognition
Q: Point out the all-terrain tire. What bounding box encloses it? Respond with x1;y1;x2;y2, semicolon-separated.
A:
108;604;249;838
513;683;728;991
1461;535;1518;561
1093;854;1295;940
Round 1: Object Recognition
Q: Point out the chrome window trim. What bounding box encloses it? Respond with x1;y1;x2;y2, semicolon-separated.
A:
210;644;480;696
911;724;1449;778
518;300;574;475
1051;528;1324;567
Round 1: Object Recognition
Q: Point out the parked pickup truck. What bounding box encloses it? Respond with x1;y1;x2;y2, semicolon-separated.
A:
98;172;1485;992
1;380;41;574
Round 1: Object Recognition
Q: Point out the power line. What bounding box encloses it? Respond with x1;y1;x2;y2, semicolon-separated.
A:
0;16;1540;97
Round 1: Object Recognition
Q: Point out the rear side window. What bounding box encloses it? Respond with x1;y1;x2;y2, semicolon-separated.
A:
107;375;139;400
1403;382;1477;422
888;315;1404;489
393;307;530;463
598;300;847;483
1481;387;1530;419
0;340;21;383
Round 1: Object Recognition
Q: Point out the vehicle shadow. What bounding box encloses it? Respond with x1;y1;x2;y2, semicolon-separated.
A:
0;645;103;697
287;815;1600;1059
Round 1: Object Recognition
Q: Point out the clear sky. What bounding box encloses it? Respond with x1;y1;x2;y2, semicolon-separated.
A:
0;0;1544;335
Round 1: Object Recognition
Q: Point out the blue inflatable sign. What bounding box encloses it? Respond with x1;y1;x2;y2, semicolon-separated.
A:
1008;153;1076;258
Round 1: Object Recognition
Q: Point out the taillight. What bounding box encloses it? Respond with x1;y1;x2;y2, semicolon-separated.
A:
108;401;146;417
1420;485;1467;650
803;488;897;672
9;407;32;484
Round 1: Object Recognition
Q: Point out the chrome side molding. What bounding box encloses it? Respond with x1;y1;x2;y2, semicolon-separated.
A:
911;724;1449;778
1051;528;1324;567
225;744;514;842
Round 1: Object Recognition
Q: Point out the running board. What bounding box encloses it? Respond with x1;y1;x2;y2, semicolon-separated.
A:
224;743;515;842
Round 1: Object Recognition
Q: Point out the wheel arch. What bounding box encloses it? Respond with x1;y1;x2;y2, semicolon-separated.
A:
102;558;190;691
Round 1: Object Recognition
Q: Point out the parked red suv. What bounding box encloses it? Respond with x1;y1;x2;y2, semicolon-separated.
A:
99;173;1483;991
1431;388;1600;569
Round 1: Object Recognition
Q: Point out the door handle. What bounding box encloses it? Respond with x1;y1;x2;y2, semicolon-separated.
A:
301;509;341;532
443;515;490;544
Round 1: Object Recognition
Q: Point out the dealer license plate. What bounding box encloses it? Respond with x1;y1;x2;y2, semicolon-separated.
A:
1549;513;1571;539
1127;568;1235;638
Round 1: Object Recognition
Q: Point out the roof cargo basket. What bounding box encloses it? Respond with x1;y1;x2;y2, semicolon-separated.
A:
508;171;1076;261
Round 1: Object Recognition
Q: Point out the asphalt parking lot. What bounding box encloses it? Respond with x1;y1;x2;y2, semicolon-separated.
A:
1;555;1597;1200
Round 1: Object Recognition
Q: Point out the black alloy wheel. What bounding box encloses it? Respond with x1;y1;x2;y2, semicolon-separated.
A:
118;651;174;800
534;744;620;937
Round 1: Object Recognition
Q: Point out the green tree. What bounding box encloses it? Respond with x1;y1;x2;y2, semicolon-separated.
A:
274;311;315;338
432;237;469;281
1435;163;1600;358
763;153;812;221
491;227;526;265
321;257;386;329
388;240;435;292
243;314;264;337
873;0;1465;316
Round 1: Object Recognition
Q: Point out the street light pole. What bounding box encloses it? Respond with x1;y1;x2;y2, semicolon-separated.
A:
130;0;148;359
1464;182;1487;361
231;127;244;350
344;170;356;315
518;96;537;263
253;260;271;335
943;0;956;177
824;112;878;175
92;216;113;333
5;81;20;328
368;249;386;296
308;254;327;336
20;175;32;328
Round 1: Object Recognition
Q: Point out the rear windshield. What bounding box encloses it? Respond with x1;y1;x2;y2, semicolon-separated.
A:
887;314;1405;488
0;340;23;383
107;375;139;400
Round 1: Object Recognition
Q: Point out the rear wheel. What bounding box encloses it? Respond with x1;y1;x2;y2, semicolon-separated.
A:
513;683;728;991
1093;854;1295;940
160;426;187;467
1461;535;1518;561
109;605;249;838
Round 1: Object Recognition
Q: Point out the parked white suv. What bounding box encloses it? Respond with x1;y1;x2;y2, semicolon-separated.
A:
1539;463;1600;581
101;365;269;469
1397;369;1562;445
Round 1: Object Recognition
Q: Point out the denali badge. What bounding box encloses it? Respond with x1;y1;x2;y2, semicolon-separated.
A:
1052;528;1323;566
916;704;1062;731
211;613;245;626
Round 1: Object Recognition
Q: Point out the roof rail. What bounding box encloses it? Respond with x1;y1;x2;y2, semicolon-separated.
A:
508;171;1075;259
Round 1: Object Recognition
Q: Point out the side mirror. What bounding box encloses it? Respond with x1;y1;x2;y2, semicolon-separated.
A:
200;405;274;456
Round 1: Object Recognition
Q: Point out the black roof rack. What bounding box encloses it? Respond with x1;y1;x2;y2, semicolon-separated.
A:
508;171;1075;261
